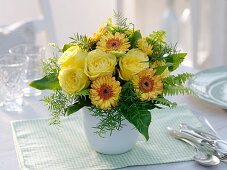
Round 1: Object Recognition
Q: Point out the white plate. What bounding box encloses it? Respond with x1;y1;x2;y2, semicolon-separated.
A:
189;66;227;109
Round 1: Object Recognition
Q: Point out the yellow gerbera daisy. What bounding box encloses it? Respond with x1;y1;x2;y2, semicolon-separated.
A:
132;68;163;101
137;38;153;55
97;32;130;52
90;26;107;42
90;76;121;110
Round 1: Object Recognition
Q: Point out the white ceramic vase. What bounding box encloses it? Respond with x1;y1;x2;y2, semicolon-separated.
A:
82;107;139;155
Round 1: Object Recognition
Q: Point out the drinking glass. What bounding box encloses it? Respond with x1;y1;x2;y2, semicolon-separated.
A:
9;44;46;96
0;55;5;107
0;54;26;111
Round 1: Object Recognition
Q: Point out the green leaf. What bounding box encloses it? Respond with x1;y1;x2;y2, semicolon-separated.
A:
154;63;172;75
117;82;152;140
62;43;76;52
154;97;177;108
123;108;151;141
67;96;91;116
29;74;60;90
154;66;167;75
128;30;142;48
165;53;187;71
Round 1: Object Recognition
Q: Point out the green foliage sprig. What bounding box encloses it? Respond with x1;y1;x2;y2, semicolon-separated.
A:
69;33;95;51
42;90;76;125
41;54;60;77
89;106;124;136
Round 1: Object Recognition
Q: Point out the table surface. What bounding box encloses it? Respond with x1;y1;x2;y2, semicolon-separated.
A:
1;66;227;170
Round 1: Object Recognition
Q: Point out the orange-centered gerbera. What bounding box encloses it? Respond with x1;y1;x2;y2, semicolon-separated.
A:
132;68;163;101
98;84;113;100
90;75;121;110
97;32;130;52
106;38;122;50
139;76;154;93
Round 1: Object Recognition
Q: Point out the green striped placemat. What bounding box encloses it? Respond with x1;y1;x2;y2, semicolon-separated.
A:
12;105;202;170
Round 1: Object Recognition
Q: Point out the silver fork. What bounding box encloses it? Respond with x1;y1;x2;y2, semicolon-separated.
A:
216;152;227;162
197;116;227;162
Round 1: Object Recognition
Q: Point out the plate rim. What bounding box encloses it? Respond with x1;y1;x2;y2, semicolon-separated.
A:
189;65;227;109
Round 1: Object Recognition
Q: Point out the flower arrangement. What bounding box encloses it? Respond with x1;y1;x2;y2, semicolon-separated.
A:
30;13;192;140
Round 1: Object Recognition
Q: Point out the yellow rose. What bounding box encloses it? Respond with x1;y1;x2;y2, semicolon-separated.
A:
151;60;170;78
119;49;149;80
58;46;87;69
84;49;117;80
58;66;90;94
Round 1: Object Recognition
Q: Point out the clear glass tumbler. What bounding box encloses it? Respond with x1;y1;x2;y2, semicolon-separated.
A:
9;44;46;96
0;54;26;112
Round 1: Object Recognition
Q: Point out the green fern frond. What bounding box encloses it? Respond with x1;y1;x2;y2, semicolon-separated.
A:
163;73;193;86
163;73;193;96
163;86;193;96
110;11;132;34
113;10;128;28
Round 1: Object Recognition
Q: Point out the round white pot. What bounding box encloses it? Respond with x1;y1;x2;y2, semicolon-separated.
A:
82;107;139;155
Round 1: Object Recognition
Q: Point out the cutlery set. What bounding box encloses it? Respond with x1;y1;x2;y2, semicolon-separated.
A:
168;123;227;166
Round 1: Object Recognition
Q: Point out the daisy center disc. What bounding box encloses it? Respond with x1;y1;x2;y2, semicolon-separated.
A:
98;84;113;100
139;77;154;93
106;38;121;49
